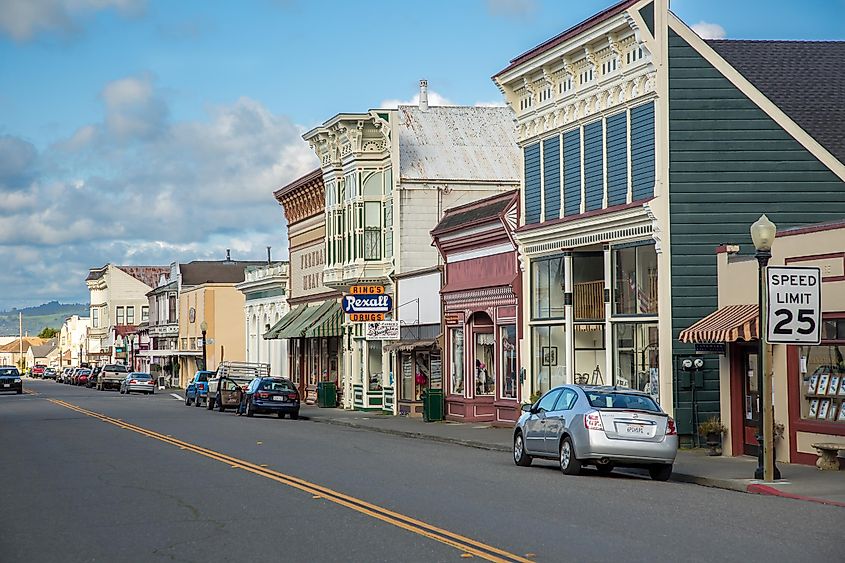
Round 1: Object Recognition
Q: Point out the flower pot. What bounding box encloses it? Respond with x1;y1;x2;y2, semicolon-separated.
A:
705;432;722;456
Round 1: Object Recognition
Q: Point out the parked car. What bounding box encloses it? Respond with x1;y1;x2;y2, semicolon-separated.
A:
85;371;99;388
513;385;678;481
44;367;57;380
206;362;270;412
75;369;92;386
98;364;129;391
0;366;23;394
185;370;213;407
208;376;247;412
64;368;78;384
119;372;156;395
239;377;300;419
32;364;47;379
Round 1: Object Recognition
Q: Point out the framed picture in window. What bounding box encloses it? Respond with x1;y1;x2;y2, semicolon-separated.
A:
818;399;832;420
541;346;558;367
807;374;819;394
828;376;840;398
817;374;830;396
808;399;820;418
839;377;845;396
838;401;845;422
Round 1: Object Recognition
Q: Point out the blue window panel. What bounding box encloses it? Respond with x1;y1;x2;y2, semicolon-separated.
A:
524;143;541;224
542;136;561;221
605;111;628;207
583;120;604;211
631;101;655;200
563;129;581;216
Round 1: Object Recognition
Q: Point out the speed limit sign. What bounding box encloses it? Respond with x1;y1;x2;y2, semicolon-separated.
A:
766;266;821;344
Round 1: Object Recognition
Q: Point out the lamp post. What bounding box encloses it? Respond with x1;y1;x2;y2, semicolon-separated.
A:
750;214;781;481
200;321;208;372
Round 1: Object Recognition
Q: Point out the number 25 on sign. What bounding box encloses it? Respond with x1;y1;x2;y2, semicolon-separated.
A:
766;266;821;345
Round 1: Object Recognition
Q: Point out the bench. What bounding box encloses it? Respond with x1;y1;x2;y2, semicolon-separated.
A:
810;443;844;471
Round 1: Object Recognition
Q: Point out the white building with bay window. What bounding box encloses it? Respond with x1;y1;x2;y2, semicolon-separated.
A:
303;87;520;412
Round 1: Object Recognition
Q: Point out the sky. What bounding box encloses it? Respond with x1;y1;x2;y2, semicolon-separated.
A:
1;0;843;310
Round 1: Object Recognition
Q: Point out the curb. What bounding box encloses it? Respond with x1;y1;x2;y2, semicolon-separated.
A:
746;483;845;508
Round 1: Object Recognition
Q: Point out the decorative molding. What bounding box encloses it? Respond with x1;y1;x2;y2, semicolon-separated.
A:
643;201;662;254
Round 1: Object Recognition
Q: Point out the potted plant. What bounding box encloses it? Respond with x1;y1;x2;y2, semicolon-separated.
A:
698;417;727;456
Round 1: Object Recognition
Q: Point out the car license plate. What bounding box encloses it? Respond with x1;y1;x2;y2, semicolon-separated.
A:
273;396;284;402
2;384;9;388
624;424;646;435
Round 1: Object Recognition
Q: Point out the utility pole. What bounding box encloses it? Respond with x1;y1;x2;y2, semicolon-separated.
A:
19;312;23;370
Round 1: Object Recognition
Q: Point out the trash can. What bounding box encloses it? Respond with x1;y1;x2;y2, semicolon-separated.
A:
422;388;444;422
317;381;337;408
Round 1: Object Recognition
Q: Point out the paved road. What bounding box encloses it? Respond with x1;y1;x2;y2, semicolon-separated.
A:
1;380;841;563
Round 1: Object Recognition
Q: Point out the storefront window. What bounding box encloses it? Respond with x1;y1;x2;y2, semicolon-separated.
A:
573;253;604;321
532;256;565;319
613;243;658;316
291;339;301;385
475;332;495;395
614;322;659;400
574;325;606;385
798;344;845;423
401;353;414;400
450;327;464;394
500;325;517;399
532;325;566;394
415;352;430;401
368;340;382;391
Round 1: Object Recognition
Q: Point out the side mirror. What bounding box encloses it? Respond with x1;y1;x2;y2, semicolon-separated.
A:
521;403;533;413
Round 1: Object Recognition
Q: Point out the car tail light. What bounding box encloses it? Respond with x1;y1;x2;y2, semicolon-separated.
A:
130;379;137;384
258;392;270;399
585;411;604;431
666;417;677;436
288;393;298;401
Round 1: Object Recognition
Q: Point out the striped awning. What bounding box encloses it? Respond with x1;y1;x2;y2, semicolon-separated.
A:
263;304;308;340
274;301;336;340
305;301;343;338
679;304;758;344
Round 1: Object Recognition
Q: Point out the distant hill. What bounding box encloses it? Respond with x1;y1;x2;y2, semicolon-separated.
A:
0;301;89;336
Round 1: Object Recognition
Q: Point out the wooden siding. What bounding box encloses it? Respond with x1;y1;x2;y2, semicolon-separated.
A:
631;101;655;201
563;129;582;216
606;111;628;207
445;252;516;289
524;143;541;224
543;136;561;221
668;30;845;431
584;121;604;211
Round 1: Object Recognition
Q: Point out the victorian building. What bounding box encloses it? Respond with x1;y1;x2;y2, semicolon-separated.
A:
59;314;90;368
302;90;520;412
267;170;344;405
493;0;845;438
236;260;290;377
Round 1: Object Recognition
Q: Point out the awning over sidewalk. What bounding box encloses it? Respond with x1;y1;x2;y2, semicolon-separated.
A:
383;339;437;352
264;304;308;339
305;301;343;338
679;304;758;344
267;301;336;340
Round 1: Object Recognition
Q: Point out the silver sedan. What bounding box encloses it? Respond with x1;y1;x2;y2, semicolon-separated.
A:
119;372;157;395
513;385;678;480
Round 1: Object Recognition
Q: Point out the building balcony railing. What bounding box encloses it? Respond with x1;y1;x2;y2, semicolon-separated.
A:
574;280;604;321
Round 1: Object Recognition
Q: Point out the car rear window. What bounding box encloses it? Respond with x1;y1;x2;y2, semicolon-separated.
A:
586;391;661;412
131;373;152;379
0;368;19;376
197;372;209;382
105;365;128;372
259;380;295;392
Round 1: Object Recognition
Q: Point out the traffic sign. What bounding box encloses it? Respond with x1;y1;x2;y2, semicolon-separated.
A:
766;266;821;344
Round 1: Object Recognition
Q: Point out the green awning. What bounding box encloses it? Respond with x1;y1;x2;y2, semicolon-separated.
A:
275;300;335;339
305;301;343;338
263;305;308;340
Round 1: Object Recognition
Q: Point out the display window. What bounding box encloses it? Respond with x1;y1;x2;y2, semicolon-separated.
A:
532;324;566;394
500;325;517;399
613;322;659;400
474;332;495;395
613;243;658;316
532;256;565;319
798;342;845;423
573;325;606;385
450;327;464;395
367;340;383;391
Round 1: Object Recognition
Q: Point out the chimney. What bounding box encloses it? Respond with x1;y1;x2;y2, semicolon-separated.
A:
267;246;272;265
419;79;429;111
226;249;231;261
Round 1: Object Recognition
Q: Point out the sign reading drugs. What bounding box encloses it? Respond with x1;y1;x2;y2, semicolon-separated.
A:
766;266;821;344
343;291;393;323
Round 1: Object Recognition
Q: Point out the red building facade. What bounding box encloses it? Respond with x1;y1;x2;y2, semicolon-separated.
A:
432;191;523;424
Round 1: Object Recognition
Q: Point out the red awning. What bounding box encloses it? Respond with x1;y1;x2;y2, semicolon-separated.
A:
441;273;519;294
679;304;758;344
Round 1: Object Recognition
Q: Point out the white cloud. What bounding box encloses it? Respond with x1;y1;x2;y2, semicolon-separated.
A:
0;75;316;309
0;0;145;41
380;90;454;109
691;21;727;40
486;0;537;18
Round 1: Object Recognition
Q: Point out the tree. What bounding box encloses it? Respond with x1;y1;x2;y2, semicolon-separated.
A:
38;327;58;339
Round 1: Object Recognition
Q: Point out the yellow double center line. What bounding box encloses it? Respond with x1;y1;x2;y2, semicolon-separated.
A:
48;398;532;563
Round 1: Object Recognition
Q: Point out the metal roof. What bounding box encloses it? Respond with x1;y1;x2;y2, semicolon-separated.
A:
397;106;520;183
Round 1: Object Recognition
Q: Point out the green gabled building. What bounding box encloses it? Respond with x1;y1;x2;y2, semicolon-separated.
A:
493;0;845;438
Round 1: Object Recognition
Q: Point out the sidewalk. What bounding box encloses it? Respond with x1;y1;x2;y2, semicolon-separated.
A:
301;405;845;507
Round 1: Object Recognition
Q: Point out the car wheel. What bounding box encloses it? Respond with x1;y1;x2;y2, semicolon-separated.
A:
513;431;533;467
217;397;225;412
246;399;254;417
559;437;582;476
185;394;191;406
290;411;299;420
195;396;202;407
595;463;614;475
206;395;214;410
649;464;672;482
277;412;285;419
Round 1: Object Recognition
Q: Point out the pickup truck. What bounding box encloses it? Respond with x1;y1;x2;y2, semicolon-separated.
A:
185;370;214;407
206;362;270;412
97;364;129;391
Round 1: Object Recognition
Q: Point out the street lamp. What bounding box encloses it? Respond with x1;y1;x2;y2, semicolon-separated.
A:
750;214;781;481
200;320;208;372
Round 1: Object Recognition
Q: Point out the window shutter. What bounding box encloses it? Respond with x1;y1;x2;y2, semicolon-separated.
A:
524;143;541;224
631;101;655;201
605;111;628;207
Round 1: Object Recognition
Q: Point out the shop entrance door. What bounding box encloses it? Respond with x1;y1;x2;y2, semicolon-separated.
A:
741;348;760;456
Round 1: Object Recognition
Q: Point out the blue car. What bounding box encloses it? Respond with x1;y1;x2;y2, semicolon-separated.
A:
185;370;214;407
238;377;300;419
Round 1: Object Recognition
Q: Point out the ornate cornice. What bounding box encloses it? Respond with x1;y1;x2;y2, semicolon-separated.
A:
274;169;325;225
303;113;391;169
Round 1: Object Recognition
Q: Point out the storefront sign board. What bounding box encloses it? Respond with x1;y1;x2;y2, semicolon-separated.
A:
343;294;393;314
766;266;821;344
365;321;400;340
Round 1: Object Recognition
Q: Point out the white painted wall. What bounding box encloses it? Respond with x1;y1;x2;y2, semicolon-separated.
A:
397;272;441;325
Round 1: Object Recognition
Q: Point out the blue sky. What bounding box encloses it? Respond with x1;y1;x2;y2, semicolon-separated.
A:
0;0;843;311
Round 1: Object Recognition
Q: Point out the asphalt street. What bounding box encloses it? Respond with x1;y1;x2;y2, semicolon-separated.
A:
1;380;841;563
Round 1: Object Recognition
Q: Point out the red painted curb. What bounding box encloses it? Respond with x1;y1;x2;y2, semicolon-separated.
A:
746;483;845;508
